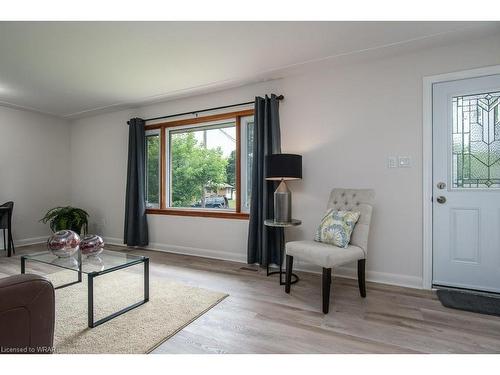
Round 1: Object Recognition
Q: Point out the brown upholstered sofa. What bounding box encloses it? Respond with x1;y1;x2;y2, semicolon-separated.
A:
0;274;55;354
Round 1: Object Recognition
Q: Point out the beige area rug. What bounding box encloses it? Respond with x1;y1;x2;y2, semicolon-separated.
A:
45;270;227;354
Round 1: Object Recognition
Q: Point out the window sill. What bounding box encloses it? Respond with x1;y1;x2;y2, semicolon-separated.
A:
146;208;249;220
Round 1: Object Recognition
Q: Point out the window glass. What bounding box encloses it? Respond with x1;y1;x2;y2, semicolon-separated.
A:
452;92;500;188
169;122;236;209
145;131;160;208
245;119;254;211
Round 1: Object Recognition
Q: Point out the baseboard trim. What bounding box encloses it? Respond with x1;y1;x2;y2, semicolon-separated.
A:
13;236;47;247
103;237;247;263
336;266;422;289
102;236;423;289
13;235;422;289
292;261;422;289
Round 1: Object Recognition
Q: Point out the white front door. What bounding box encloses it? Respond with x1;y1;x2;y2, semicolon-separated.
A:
433;74;500;293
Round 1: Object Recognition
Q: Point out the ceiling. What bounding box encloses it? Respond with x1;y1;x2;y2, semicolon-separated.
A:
0;21;498;119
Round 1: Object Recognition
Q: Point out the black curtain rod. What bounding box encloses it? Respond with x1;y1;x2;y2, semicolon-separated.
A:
135;94;284;123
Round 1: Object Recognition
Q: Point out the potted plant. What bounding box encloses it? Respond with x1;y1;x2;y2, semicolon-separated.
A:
40;206;89;235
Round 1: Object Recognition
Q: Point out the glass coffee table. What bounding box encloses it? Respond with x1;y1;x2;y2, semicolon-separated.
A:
21;249;149;328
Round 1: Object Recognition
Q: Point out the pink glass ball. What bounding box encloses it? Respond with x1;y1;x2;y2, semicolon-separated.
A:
80;234;104;256
47;230;80;258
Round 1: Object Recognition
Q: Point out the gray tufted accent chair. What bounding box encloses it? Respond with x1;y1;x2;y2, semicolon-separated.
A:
285;188;375;314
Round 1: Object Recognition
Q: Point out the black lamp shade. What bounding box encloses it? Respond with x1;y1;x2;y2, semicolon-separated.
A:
265;154;302;181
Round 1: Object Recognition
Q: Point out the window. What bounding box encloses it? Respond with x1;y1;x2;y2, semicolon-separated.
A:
145;110;254;219
169;121;236;209
452;92;500;188
145;130;160;208
240;116;254;211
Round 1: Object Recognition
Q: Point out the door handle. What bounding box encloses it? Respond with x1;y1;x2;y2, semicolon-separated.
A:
436;196;446;204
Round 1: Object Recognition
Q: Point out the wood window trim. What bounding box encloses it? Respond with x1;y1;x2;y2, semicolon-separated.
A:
146;109;253;220
145;109;254;130
145;208;249;220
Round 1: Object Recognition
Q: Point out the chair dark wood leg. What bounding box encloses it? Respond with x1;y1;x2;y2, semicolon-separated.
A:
358;259;366;298
8;224;14;255
7;216;12;257
285;255;293;293
2;229;5;251
322;267;332;314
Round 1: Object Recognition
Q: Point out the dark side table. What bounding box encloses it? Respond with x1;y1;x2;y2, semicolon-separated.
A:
264;219;301;285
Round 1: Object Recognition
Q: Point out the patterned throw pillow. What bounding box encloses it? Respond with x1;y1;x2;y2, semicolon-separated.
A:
314;209;361;248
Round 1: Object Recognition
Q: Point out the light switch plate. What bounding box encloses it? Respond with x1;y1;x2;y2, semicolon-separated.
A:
387;157;397;168
398;156;411;167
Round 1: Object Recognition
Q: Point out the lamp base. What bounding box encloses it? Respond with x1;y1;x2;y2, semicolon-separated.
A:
274;180;292;223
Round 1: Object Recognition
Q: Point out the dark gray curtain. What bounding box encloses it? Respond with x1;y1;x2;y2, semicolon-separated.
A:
247;94;283;265
124;118;149;246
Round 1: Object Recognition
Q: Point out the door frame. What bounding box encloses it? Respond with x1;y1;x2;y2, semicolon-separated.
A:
422;64;500;289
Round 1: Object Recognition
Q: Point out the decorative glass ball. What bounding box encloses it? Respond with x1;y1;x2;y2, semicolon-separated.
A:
80;234;104;256
47;230;80;258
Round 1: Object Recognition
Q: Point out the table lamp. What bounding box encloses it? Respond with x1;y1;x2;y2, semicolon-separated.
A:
265;154;302;223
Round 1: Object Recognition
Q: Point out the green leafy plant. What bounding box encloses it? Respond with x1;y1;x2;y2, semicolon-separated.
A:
40;206;89;234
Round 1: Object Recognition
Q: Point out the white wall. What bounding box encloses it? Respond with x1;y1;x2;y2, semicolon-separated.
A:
0;106;70;245
70;32;500;287
70;81;281;262
279;33;499;287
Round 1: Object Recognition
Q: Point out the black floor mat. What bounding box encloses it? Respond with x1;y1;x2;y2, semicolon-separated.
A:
436;288;500;317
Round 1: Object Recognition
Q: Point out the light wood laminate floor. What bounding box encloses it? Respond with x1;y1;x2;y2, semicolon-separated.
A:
1;244;500;353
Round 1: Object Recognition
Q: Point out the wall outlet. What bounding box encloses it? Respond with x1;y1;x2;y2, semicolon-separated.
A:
387;157;398;168
398;156;411;167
